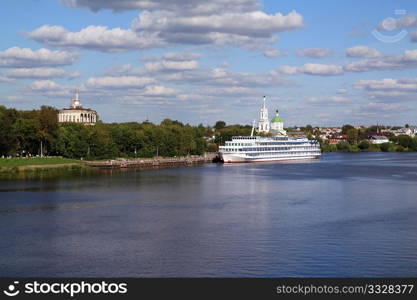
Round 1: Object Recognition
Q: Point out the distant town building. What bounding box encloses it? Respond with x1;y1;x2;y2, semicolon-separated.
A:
58;92;97;125
328;134;348;145
392;127;417;137
369;135;389;144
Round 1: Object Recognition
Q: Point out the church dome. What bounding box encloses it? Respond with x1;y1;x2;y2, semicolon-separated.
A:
271;116;283;123
271;110;283;123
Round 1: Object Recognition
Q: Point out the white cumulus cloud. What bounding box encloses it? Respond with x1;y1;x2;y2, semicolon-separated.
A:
133;10;304;39
86;76;155;89
403;49;417;61
305;96;351;105
28;25;164;52
344;49;417;72
346;46;382;58
142;85;177;96
144;60;199;72
29;5;304;53
262;48;288;58
296;48;331;58
22;80;79;97
279;63;343;76
353;77;417;101
0;47;79;68
2;67;80;79
60;0;261;14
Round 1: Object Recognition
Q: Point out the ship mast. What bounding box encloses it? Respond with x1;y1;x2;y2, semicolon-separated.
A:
251;119;256;137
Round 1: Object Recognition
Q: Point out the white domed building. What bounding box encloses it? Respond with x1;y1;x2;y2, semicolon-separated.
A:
58;92;97;125
270;110;287;136
256;96;286;136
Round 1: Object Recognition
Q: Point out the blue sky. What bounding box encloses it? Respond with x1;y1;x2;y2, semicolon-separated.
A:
1;0;417;127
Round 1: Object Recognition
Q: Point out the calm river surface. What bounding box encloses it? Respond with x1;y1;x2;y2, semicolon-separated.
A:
1;152;417;277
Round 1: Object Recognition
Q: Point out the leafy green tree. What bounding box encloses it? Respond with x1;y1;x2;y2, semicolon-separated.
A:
0;106;19;155
214;125;251;145
336;141;351;152
320;141;337;152
12;118;41;155
396;145;405;152
107;124;137;156
214;121;226;131
341;124;354;134
397;135;416;150
53;123;89;158
346;128;359;144
207;143;218;152
85;124;119;159
379;143;391;152
304;125;313;134
358;140;370;150
38;106;59;152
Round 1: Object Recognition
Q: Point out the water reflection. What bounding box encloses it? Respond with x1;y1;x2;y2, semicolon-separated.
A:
1;153;417;277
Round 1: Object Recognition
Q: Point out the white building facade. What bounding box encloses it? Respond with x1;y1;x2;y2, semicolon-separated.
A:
258;96;270;133
257;96;286;136
58;93;97;125
369;135;389;144
270;110;287;136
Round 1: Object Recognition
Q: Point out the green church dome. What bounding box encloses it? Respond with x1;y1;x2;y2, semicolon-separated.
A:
271;110;283;123
271;116;283;123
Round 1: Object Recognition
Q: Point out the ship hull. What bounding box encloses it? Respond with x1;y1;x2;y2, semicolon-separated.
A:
220;153;321;163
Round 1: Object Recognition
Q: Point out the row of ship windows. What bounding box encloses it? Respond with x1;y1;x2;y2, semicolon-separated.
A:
245;151;321;157
225;142;317;146
258;142;317;145
226;143;252;146
222;147;319;152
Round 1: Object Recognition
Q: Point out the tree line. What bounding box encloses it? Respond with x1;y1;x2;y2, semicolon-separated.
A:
0;106;212;159
3;104;415;159
315;124;417;152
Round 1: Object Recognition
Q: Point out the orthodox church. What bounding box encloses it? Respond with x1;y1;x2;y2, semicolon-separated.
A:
257;96;286;136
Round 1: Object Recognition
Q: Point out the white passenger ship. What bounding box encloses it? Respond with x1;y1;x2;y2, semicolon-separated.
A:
218;96;321;163
219;136;321;163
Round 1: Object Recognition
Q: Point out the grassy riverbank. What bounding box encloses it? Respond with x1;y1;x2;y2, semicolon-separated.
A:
0;158;96;180
0;155;214;176
0;157;80;167
0;157;90;174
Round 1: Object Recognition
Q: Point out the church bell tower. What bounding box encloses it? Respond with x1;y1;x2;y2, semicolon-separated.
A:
258;96;270;133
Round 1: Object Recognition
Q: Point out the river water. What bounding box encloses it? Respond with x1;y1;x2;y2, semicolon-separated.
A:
1;152;417;277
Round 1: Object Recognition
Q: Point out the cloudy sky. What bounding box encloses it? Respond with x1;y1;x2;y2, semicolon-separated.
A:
1;0;417;126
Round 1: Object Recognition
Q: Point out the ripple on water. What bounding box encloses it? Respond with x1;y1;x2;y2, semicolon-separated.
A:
1;153;417;277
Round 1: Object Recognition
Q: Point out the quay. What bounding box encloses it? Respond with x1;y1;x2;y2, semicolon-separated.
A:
85;153;217;170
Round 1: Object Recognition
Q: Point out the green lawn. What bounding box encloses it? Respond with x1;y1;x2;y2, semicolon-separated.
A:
0;157;80;167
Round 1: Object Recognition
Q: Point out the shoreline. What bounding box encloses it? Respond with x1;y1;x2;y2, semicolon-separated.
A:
0;163;90;174
0;151;414;175
0;157;85;173
0;154;217;174
85;154;217;170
